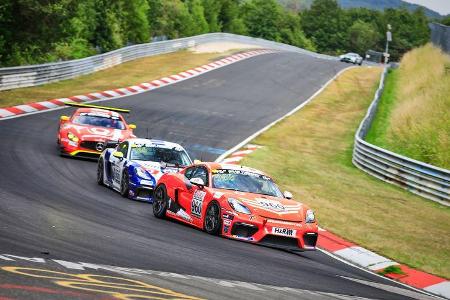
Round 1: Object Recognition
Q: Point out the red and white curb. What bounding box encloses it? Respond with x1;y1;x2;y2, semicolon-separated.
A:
0;49;276;120
218;145;450;299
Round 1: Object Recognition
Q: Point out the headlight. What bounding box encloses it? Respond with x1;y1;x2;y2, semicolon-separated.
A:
228;198;251;215
136;167;151;179
306;209;315;223
67;132;79;142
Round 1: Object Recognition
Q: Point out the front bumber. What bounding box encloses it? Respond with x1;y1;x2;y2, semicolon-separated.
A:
59;139;102;159
220;209;318;251
128;171;156;203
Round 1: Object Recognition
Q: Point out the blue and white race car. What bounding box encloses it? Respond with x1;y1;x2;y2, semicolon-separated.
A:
97;138;192;202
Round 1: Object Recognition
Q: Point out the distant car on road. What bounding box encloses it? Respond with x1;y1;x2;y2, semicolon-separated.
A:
340;53;363;65
97;138;192;202
152;162;318;251
58;103;136;159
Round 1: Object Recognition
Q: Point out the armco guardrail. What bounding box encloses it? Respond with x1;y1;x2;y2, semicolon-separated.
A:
0;33;335;91
352;67;450;206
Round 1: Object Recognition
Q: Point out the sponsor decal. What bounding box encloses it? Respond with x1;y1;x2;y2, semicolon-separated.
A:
176;209;193;222
191;190;206;218
140;179;153;186
267;219;302;227
68;141;78;147
256;198;285;211
271;227;296;237
223;219;232;226
213;192;224;199
232;235;254;241
223;225;229;233
222;213;234;220
88;128;111;136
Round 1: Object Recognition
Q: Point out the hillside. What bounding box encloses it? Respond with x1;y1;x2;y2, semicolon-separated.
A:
279;0;443;18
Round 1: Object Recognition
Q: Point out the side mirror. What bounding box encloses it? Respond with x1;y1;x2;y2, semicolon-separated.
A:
60;116;70;122
190;177;205;189
113;151;124;159
283;191;293;199
129;124;136;129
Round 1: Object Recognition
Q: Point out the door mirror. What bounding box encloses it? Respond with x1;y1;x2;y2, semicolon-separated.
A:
190;177;205;188
283;191;293;199
60;115;70;122
113;151;124;159
129;124;136;129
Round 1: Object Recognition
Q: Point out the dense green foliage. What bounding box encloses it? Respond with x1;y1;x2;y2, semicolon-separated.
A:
301;0;430;60
0;0;431;66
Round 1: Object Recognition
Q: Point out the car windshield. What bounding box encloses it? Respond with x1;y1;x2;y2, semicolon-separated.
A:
73;113;125;129
130;146;191;166
212;169;283;197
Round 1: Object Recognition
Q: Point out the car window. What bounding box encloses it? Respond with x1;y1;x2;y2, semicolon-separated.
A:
184;167;197;180
118;142;129;157
192;167;209;186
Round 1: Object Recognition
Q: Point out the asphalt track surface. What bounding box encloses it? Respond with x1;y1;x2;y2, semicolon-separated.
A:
0;52;434;299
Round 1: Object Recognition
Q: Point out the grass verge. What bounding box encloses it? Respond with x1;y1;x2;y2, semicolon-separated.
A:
366;44;450;169
0;49;242;108
365;68;398;146
241;67;450;278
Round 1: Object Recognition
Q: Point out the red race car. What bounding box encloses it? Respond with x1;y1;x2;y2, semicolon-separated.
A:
153;162;318;251
57;103;136;159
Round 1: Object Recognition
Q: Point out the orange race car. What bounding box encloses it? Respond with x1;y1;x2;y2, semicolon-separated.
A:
57;103;136;159
153;162;318;251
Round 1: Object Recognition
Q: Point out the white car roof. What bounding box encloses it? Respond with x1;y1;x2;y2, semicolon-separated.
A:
126;138;187;151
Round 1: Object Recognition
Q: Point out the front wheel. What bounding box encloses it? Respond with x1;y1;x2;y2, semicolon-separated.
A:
153;185;168;218
120;170;130;198
204;202;221;235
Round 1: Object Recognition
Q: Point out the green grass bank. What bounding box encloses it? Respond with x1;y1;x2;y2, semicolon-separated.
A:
366;44;450;169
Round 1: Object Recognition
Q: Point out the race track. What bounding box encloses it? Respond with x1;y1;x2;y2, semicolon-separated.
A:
0;52;433;299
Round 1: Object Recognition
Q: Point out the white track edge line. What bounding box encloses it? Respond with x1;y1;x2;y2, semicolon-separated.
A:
317;248;444;299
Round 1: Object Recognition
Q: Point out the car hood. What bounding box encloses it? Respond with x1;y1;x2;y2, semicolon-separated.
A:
63;123;130;141
218;190;305;222
133;160;181;181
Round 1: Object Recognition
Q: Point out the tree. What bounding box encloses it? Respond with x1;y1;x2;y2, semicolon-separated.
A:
242;0;283;42
347;20;380;55
218;0;247;34
280;12;315;50
187;0;209;35
301;0;347;54
123;0;150;43
202;0;221;32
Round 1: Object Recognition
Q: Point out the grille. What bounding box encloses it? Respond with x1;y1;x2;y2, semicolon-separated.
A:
259;235;299;248
137;189;153;199
231;223;258;238
80;141;103;151
303;233;318;247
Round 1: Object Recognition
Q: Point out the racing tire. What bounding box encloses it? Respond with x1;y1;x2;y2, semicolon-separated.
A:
120;170;130;198
97;159;104;186
153;184;168;219
204;201;221;235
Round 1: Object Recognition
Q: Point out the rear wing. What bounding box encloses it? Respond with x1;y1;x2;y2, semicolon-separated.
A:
65;102;130;113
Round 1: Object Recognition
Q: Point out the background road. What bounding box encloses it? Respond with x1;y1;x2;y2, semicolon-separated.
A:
0;52;431;299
